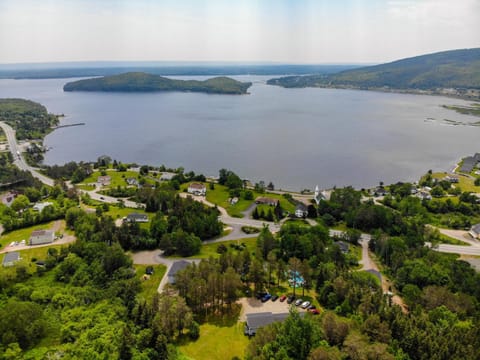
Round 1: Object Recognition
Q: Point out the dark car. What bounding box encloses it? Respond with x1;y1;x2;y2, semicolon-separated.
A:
271;295;279;302
145;266;154;275
307;304;316;310
256;292;268;300
287;295;295;304
261;294;272;302
279;295;287;302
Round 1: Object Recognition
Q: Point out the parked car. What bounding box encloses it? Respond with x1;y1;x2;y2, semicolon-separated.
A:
279;295;287;302
295;299;303;306
145;266;154;275
301;301;311;309
261;294;272;302
309;308;320;315
287;295;295;304
271;295;279;302
256;292;268;300
307;304;316;310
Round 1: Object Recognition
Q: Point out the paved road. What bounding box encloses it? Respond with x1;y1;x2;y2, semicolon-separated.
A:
0;121;54;186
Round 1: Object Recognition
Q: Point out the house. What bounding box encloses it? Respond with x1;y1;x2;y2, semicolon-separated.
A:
97;175;111;186
416;191;432;201
1;191;17;207
167;260;192;284
29;230;55;245
314;185;327;205
160;172;176;181
334;240;350;254
244;312;290;336
374;187;388;197
295;203;308;218
2;252;20;267
32;202;53;212
255;197;279;206
469;223;480;239
125;213;149;223
126;177;139;186
187;183;206;196
444;175;459;183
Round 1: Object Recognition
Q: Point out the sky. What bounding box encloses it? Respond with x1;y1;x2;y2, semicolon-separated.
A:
0;0;478;64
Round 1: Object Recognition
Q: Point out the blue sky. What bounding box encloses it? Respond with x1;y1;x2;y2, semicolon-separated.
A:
0;0;478;64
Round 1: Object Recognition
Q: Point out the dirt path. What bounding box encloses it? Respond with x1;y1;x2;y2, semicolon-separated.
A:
359;238;408;313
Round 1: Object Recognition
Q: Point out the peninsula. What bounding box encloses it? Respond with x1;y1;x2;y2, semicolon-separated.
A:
267;48;480;100
63;72;252;95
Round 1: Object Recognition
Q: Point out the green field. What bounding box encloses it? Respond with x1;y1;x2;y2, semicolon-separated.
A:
178;322;249;360
134;264;167;301
168;237;257;260
0;221;65;249
201;183;296;218
0;245;66;277
432;172;480;193
82;170;140;188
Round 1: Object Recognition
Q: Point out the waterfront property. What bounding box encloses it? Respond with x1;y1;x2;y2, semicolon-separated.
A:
188;183;207;196
29;230;55;245
255;197;279;206
2;252;20;267
126;177;139;186
295;203;308;218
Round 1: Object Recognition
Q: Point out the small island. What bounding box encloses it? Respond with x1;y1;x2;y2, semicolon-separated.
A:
63;72;252;95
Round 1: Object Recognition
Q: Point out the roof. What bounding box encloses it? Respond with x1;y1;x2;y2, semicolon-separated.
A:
127;212;148;220
245;312;290;331
31;230;54;237
188;183;206;190
334;240;349;253
295;203;308;211
3;252;20;266
255;197;279;205
471;223;480;234
167;260;192;282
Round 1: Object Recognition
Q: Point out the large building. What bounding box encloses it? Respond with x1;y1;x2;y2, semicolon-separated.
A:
187;183;207;196
244;312;289;336
29;230;55;245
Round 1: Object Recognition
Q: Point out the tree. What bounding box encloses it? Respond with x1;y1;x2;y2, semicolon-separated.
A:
249;259;266;293
267;251;277;284
11;195;30;212
288;257;302;297
256;226;277;259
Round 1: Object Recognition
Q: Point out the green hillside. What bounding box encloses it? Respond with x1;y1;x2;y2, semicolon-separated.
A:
63;72;252;94
268;48;480;95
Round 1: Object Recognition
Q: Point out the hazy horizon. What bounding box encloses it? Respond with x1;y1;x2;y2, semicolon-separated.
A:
1;0;478;64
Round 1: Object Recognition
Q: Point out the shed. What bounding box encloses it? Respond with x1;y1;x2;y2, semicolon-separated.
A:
29;230;55;245
2;252;20;267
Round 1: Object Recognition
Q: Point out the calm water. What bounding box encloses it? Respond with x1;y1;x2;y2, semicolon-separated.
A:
0;76;479;190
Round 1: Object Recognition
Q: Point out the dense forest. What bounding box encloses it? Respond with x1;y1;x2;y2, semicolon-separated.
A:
268;48;480;91
0;99;59;140
63;73;252;94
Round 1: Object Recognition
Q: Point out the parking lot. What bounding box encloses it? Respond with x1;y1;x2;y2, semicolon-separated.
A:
238;297;306;321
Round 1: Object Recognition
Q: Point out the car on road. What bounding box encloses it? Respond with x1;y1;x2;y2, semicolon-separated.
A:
295;299;303;306
279;295;287;302
100;196;105;200
301;301;311;309
271;295;279;302
287;295;295;304
261;294;272;302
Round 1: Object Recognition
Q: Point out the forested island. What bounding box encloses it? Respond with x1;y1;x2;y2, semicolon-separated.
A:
63;72;252;94
268;48;480;100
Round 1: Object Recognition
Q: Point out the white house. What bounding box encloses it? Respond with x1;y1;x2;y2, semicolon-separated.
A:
29;230;55;245
32;202;53;212
295;204;308;218
125;213;149;223
188;183;207;196
469;223;480;239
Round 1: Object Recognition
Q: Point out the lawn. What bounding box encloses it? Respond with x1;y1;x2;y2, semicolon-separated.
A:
202;183;296;218
168;237;258;260
432;172;480;193
0;221;63;248
104;205;149;220
0;245;66;277
178;322;248;360
82;170;140;188
134;264;167;301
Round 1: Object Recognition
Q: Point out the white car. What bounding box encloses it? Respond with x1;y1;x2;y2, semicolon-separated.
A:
301;301;311;309
295;299;303;306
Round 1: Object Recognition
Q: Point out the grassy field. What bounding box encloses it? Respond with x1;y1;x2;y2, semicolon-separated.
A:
82;170;140;188
168;237;258;260
178;322;249;360
432;172;480;193
0;245;66;277
134;264;167;301
0;220;65;249
201;183;296;218
438;233;470;246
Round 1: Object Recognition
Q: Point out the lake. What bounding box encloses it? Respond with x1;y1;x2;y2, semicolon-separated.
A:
0;76;479;190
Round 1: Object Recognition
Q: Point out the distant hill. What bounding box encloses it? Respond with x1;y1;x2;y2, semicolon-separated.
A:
267;48;480;99
63;72;252;94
